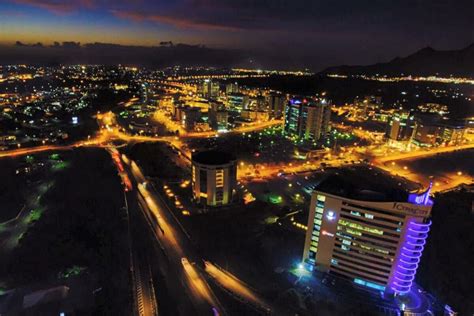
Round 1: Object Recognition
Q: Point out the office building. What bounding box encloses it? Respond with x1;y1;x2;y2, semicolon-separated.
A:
241;110;269;122
266;93;286;118
254;95;267;112
410;114;466;147
410;115;441;147
197;79;220;99
191;150;237;207
386;112;415;141
227;93;249;112
438;122;466;145
302;169;433;294
225;82;240;94
284;97;331;142
175;106;201;131
140;83;150;105
208;101;228;131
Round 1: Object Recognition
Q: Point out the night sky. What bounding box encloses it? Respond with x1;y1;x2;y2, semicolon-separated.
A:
1;0;473;70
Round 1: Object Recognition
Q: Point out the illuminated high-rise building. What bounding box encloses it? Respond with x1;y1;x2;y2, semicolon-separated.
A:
284;97;331;142
266;93;286;118
386;111;415;141
302;171;433;294
225;82;240;94
175;106;201;131
208;101;228;131
198;79;220;99
227;93;249;112
410;116;440;147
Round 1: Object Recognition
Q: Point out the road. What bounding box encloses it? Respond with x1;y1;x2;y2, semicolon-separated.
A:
124;156;226;315
204;261;271;314
109;149;159;316
374;142;474;163
132;252;159;316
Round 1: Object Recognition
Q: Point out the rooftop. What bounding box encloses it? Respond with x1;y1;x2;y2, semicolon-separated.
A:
315;166;420;202
192;150;236;165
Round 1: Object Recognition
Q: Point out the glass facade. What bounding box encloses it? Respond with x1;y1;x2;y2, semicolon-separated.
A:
284;98;331;142
303;191;432;294
307;194;325;263
331;203;402;287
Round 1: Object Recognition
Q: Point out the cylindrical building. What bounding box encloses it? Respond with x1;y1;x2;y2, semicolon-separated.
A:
191;150;237;207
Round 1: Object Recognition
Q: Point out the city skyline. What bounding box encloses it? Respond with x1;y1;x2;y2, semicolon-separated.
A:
0;2;473;315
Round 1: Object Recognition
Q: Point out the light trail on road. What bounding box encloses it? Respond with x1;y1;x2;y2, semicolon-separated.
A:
128;160;226;315
182;258;221;311
374;143;474;163
204;261;271;313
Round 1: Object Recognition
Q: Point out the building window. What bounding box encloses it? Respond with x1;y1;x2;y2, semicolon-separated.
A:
199;169;207;194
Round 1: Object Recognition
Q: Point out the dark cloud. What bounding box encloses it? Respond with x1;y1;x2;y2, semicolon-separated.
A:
12;0;95;14
110;9;241;31
5;0;474;70
0;41;246;68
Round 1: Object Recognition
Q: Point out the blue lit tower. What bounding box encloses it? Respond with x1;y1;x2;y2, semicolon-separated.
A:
284;97;331;142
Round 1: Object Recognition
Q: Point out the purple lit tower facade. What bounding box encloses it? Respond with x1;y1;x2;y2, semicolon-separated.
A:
302;184;433;294
389;184;433;294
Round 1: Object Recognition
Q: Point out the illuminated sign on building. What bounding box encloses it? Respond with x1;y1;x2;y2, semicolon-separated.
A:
321;230;334;237
408;182;433;206
326;210;336;221
392;203;431;216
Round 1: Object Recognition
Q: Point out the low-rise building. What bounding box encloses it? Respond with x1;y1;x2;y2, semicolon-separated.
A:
191;150;237;207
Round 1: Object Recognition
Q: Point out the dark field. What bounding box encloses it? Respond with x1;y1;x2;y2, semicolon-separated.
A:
0;148;130;314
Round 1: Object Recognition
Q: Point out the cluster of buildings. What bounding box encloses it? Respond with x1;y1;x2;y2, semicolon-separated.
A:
386;111;467;147
161;79;287;133
189;145;436;303
161;79;337;144
336;95;468;148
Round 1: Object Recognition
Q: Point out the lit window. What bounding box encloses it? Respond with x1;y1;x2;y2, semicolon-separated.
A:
338;219;383;235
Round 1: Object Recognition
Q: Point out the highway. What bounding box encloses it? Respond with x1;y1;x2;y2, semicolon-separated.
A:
132;252;159;316
373;142;474;163
124;155;227;315
204;261;271;314
109;148;159;316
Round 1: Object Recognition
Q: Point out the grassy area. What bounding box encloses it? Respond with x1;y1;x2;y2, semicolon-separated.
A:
2;148;131;315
